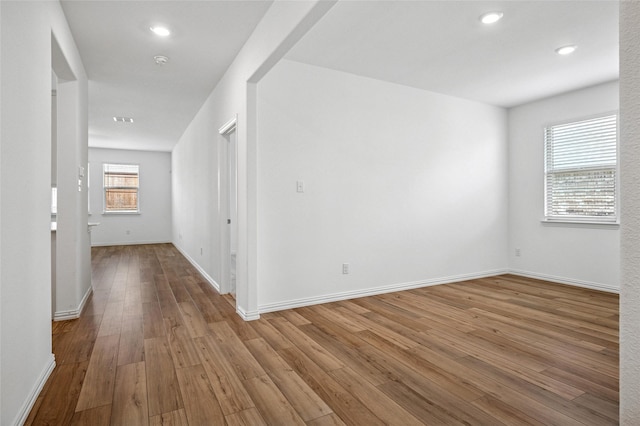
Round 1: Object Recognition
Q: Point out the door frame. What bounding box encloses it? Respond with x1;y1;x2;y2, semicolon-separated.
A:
218;116;237;296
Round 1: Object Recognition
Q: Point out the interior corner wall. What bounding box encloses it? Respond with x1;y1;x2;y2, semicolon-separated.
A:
620;1;640;421
172;0;335;317
89;148;172;246
1;1;88;424
507;81;620;292
256;60;509;311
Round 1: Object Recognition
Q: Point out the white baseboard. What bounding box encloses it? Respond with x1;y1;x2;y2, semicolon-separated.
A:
91;239;172;247
258;268;509;313
508;269;619;294
53;285;93;321
11;354;56;426
173;244;221;293
172;244;259;320
169;245;620;317
237;305;260;321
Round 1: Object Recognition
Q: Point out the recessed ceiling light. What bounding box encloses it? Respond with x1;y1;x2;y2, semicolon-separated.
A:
113;117;134;123
150;26;170;37
555;45;577;55
480;12;503;24
154;55;169;65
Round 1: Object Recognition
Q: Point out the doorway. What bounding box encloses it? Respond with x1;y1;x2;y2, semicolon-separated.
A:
219;117;237;297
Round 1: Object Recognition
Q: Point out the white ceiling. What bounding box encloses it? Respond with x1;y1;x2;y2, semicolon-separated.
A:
286;0;619;108
60;0;273;152
61;1;619;153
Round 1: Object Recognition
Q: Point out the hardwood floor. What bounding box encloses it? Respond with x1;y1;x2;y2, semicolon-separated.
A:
27;244;619;425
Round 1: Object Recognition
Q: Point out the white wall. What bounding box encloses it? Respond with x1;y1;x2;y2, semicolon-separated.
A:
1;3;53;423
255;60;508;310
89;148;172;246
55;78;91;320
172;1;336;318
0;2;88;424
508;81;620;292
620;2;640;422
1;1;4;419
51;2;91;323
172;102;220;286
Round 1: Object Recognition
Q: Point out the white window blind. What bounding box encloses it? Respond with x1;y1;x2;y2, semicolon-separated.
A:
103;163;139;212
544;114;617;222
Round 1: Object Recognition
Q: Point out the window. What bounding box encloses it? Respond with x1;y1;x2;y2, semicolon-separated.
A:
103;163;139;213
544;114;618;223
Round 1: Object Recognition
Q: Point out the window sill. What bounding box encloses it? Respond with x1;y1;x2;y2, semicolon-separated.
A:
102;211;141;215
541;218;619;228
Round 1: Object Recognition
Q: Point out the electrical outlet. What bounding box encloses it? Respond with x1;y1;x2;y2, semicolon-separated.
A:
296;180;304;193
342;263;350;274
515;248;521;257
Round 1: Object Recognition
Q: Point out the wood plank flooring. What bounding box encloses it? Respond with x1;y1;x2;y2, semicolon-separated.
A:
27;244;619;425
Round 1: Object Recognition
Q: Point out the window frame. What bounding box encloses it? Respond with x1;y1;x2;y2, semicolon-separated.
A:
542;112;619;225
102;163;141;214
